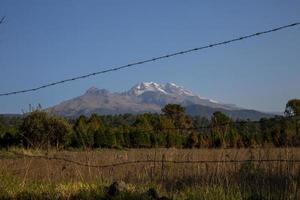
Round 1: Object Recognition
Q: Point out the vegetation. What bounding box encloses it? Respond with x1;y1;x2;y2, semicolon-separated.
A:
1;100;300;149
1;148;300;199
1;96;299;199
285;99;300;117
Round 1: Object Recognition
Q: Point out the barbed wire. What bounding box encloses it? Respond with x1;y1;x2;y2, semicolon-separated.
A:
3;152;300;169
0;22;299;97
0;16;5;24
0;117;299;169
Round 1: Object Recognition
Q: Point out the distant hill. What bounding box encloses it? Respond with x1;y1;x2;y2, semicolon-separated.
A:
48;82;275;120
0;114;23;118
186;104;274;121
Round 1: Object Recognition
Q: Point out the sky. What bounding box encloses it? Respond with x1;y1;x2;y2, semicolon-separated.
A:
0;0;300;114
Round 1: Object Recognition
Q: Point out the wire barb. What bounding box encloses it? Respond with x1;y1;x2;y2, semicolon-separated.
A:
5;152;300;169
0;22;299;97
0;16;5;24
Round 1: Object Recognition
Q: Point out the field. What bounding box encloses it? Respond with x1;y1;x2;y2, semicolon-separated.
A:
1;148;300;199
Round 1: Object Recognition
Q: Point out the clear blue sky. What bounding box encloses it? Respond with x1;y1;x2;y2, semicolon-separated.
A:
0;0;300;114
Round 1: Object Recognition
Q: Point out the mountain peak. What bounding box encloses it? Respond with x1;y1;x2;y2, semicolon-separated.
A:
48;81;273;120
85;87;109;95
126;81;197;97
86;87;99;93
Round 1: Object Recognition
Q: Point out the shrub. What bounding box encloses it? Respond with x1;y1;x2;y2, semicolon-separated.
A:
21;111;72;149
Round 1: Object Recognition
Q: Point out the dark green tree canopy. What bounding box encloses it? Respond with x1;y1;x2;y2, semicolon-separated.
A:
21;111;71;149
161;104;193;129
285;99;300;117
2;102;300;149
162;104;185;118
211;111;231;125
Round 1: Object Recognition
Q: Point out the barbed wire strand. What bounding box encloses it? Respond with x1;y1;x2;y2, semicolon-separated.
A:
0;116;299;169
2;152;300;169
0;22;299;97
0;16;5;24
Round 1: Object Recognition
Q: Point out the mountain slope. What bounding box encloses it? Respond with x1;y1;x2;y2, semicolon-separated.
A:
186;104;273;121
49;87;161;117
48;82;274;120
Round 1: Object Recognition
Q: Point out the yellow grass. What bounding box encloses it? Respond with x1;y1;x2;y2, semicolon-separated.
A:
1;147;300;184
1;148;300;199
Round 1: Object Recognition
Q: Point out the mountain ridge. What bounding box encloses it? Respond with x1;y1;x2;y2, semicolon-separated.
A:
48;82;275;120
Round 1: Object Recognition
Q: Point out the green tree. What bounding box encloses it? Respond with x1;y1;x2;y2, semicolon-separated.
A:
94;128;116;148
88;114;103;133
285;99;300;117
73;115;93;148
130;115;152;147
236;120;260;148
186;132;199;148
211;112;232;147
158;115;175;147
47;117;72;149
0;116;22;148
161;104;193;129
21;111;48;148
21;111;71;149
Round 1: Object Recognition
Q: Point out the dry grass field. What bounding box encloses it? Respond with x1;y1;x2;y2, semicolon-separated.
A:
1;148;300;199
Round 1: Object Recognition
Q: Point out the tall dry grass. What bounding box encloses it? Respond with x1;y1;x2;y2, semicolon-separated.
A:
1;148;300;199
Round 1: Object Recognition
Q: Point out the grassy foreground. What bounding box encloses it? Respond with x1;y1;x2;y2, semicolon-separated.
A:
0;172;244;200
1;148;300;199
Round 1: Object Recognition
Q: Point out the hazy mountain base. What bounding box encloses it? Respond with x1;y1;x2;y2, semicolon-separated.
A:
186;104;274;120
48;97;274;120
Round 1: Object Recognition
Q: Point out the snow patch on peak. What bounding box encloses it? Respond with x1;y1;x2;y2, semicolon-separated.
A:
127;82;198;97
195;95;219;104
123;81;226;107
88;82;222;106
138;82;161;89
167;83;178;87
128;82;168;96
164;82;194;96
209;99;219;104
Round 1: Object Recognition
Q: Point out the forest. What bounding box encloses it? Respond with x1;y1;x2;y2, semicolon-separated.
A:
0;99;299;150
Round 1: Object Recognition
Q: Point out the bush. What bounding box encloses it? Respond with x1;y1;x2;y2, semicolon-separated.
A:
21;111;72;149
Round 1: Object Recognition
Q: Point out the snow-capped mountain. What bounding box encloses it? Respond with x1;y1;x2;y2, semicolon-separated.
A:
48;82;273;120
125;82;233;109
126;82;194;97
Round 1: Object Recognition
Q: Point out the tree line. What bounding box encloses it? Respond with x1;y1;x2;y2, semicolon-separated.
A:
0;99;300;149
